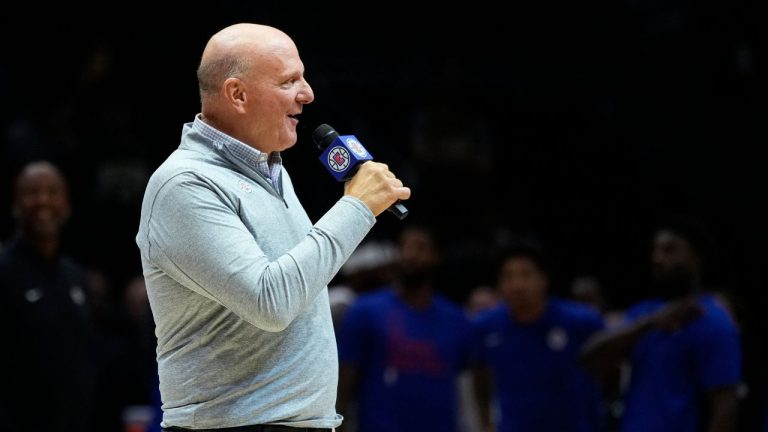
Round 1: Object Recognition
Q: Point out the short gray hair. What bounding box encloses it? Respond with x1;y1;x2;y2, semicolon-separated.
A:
196;54;251;100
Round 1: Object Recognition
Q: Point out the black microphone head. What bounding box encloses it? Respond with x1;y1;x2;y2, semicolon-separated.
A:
312;124;339;150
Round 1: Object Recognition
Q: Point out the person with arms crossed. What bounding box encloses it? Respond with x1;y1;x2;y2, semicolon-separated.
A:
135;23;410;432
580;219;741;432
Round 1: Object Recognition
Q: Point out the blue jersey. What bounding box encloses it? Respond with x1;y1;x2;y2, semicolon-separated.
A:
337;289;471;432
621;294;741;432
471;298;605;432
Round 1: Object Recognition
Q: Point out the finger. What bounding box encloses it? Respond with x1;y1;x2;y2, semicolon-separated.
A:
395;186;411;200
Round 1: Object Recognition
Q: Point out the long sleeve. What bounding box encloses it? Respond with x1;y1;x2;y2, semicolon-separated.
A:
142;172;375;332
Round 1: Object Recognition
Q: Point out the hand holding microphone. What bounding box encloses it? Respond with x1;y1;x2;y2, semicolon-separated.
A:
312;124;410;219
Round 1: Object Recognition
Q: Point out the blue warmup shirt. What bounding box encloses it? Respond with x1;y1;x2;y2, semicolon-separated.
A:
471;298;605;432
337;289;471;432
621;294;741;432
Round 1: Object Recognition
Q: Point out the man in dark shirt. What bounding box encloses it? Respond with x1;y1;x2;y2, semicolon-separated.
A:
0;161;95;432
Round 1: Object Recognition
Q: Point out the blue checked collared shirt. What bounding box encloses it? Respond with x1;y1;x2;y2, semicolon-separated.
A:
192;114;282;190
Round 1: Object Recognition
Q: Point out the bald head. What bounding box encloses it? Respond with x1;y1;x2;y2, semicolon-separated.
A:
14;161;68;199
195;23;314;153
197;23;294;102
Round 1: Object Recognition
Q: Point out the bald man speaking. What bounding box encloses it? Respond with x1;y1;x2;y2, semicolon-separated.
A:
136;23;410;432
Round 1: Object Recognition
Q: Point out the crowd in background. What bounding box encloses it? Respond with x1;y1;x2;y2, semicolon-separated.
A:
0;168;755;430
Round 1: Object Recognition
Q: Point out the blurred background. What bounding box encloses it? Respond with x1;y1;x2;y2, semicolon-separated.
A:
0;1;765;430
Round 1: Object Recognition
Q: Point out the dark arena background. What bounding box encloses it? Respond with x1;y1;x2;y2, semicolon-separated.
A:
0;2;765;431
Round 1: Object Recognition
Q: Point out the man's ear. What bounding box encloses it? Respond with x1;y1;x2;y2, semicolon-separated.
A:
223;77;247;114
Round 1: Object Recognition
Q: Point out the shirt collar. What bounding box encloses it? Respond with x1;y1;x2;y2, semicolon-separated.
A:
191;114;282;187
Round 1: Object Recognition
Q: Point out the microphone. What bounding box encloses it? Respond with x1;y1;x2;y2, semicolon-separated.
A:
312;124;408;220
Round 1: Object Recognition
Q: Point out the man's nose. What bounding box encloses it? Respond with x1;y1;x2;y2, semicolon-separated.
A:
297;79;314;104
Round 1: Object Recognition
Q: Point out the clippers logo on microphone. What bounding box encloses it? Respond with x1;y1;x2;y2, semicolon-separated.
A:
312;123;408;219
316;130;374;182
327;146;351;172
345;137;369;158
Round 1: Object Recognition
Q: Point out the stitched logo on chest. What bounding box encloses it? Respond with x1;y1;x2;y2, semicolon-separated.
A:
238;180;252;193
547;326;569;351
